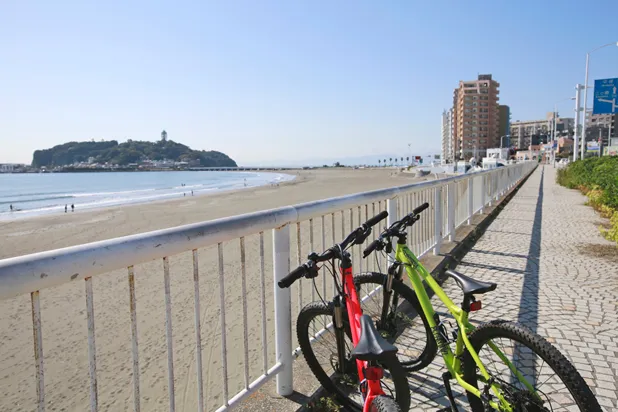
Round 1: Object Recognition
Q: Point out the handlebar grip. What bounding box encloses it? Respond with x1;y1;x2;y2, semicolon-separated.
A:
413;202;429;215
363;239;380;258
278;265;306;288
364;211;389;228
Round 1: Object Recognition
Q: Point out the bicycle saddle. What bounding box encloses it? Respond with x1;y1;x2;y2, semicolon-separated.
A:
351;314;398;361
445;270;497;296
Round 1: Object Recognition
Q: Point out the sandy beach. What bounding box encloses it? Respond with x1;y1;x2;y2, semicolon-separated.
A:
0;168;434;411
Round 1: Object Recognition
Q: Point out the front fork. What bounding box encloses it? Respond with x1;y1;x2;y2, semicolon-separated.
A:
333;295;348;375
378;263;403;329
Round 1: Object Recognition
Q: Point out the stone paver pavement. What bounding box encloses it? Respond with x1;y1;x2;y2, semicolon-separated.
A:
405;166;618;411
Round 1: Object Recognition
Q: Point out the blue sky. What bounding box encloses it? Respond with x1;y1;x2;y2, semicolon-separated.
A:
2;0;617;165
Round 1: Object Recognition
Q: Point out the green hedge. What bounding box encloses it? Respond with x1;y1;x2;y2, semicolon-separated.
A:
557;156;618;242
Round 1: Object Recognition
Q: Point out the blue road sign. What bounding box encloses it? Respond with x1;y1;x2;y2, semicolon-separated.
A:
593;78;618;114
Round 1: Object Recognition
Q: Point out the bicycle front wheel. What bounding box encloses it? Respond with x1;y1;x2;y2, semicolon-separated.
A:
462;320;601;412
369;395;402;412
354;272;437;372
297;301;410;412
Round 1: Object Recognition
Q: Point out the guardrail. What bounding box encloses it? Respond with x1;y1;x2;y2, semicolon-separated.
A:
0;162;536;412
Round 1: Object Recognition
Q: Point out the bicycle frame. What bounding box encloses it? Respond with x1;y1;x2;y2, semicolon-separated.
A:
338;263;387;412
394;243;535;412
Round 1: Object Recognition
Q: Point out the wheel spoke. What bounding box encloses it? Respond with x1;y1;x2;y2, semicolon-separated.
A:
470;330;586;412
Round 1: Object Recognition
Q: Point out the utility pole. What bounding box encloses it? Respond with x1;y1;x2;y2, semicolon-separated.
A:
573;84;583;161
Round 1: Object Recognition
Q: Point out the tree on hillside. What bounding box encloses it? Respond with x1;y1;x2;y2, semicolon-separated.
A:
31;140;237;167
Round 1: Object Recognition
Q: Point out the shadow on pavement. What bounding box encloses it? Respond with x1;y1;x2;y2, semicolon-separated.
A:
510;166;544;387
518;167;543;334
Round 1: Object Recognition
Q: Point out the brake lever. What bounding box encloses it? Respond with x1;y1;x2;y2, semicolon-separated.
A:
306;261;319;279
385;242;393;253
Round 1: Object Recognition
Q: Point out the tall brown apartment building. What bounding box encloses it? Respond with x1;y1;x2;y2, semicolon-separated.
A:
452;74;500;160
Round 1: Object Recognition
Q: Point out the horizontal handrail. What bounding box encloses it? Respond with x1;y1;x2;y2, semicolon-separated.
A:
0;167;514;301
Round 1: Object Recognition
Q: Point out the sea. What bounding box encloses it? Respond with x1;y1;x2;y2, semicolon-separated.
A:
0;171;294;221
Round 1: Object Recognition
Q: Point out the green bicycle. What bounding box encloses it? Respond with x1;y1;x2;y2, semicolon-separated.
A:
358;202;601;412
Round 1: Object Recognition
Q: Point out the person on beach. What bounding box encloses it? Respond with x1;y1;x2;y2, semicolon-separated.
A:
9;204;13;211
191;190;194;196
65;205;67;213
71;204;74;212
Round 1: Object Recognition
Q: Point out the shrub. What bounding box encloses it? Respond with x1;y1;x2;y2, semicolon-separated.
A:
556;156;618;243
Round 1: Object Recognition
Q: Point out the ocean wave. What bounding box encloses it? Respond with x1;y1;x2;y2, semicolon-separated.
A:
0;195;74;206
0;171;296;220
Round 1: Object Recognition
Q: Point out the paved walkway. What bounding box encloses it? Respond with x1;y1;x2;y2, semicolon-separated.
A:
407;166;618;411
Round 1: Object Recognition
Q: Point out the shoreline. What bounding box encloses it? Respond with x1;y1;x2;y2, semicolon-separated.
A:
0;170;296;223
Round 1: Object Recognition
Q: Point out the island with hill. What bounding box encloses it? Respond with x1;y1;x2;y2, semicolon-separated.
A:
31;138;237;171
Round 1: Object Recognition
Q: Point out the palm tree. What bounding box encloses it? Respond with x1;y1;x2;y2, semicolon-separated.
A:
389;157;392;166
400;157;404;166
378;159;381;167
383;159;387;167
406;156;410;165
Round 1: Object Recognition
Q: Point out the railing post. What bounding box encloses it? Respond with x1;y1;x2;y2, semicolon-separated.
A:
434;187;442;255
487;173;492;207
447;183;455;242
479;174;485;214
387;197;398;260
467;177;474;225
273;224;293;396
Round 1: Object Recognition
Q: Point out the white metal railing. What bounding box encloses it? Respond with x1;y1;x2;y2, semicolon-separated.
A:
0;162;536;412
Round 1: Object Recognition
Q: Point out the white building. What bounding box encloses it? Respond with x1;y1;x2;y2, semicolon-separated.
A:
486;148;509;160
0;164;24;173
441;109;454;164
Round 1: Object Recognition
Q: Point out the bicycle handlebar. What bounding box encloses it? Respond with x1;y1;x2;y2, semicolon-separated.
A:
362;239;381;258
278;211;389;288
412;202;429;216
278;264;308;288
362;202;430;258
364;210;389;228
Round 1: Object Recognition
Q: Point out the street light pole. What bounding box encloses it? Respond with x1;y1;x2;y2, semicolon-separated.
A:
581;41;618;160
552;107;557;166
573;84;583;161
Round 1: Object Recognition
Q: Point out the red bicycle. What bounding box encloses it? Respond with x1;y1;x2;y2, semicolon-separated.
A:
279;211;410;412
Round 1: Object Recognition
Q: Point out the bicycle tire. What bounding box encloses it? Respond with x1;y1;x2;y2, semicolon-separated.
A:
369;395;402;412
354;272;437;372
462;320;601;412
297;301;411;412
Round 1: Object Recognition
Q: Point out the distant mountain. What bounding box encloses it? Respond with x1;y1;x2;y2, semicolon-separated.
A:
31;140;237;168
